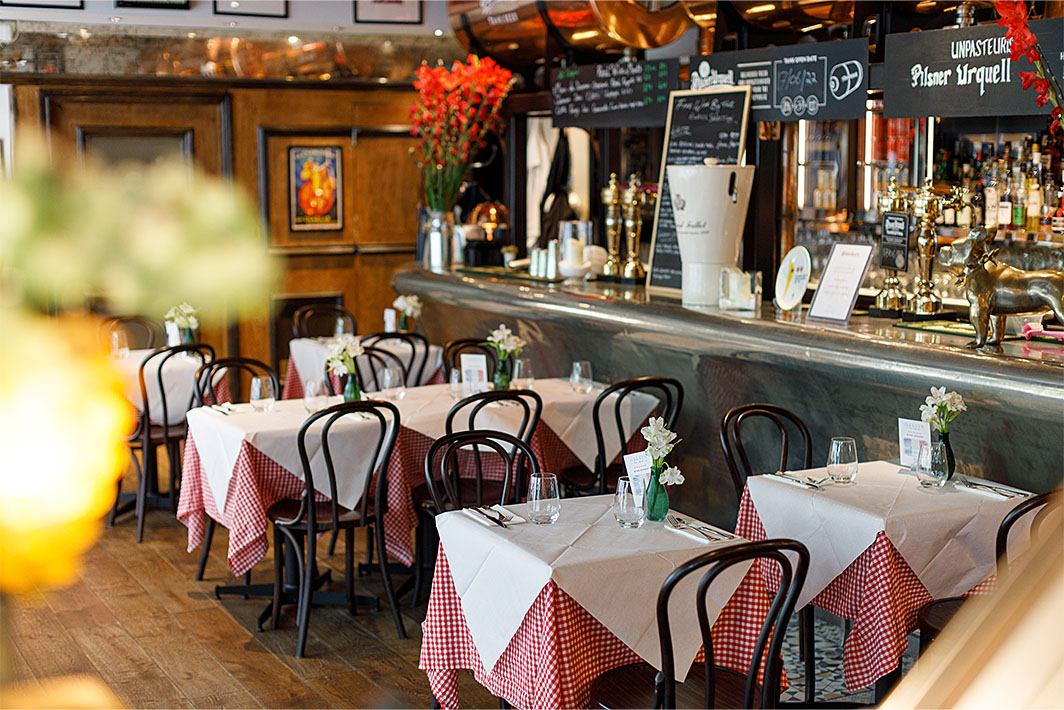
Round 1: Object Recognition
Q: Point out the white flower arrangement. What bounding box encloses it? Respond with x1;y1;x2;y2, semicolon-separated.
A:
484;324;526;360
164;302;199;331
392;294;422;318
919;386;967;433
641;416;684;485
326;334;364;377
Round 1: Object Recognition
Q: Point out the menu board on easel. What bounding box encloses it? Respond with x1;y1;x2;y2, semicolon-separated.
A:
646;86;751;295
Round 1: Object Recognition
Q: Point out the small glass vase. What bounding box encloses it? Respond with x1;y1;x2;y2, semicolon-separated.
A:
420;209;455;272
937;430;956;480
645;465;669;522
342;376;361;403
180;327;196;345
398;313;410;332
493;362;511;391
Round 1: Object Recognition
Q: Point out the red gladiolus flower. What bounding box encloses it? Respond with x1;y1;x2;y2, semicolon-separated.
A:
1050;119;1060;133
1019;71;1038;89
1052;106;1062;118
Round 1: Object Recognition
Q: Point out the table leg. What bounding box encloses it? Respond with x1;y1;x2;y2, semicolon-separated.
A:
874;664;902;703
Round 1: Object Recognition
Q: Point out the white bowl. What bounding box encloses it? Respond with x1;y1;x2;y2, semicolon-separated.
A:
558;261;591;279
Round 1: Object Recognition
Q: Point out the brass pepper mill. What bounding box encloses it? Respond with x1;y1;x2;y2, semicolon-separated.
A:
600;173;622;278
873;176;913;314
621;173;648;281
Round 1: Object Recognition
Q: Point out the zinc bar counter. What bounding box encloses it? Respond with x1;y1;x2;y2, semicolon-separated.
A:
394;266;1064;528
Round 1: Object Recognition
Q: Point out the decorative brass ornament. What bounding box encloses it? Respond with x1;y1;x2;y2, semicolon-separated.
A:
940;227;1064;351
600;172;622;278
621;173;648;281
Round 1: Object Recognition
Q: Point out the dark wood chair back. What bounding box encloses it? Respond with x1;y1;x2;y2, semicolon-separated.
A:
996;490;1059;578
103;315;164;350
655;539;809;709
720;403;812;501
137;344;214;444
276;401;399;538
591;376;683;494
361;332;431;386
424;430;539;512
292;304;356;338
194;357;277;406
442;338;499;381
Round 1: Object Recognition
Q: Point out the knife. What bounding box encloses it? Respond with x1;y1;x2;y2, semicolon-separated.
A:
469;506;508;528
771;471;822;490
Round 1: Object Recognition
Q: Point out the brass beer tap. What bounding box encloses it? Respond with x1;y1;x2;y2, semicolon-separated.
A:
600;173;622;278
873;176;913;314
620;173;648;281
907;178;966;317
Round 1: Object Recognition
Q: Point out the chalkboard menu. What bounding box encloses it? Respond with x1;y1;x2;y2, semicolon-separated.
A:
884;18;1063;118
880;212;911;272
686;38;869;121
647;87;752;295
551;59;680;129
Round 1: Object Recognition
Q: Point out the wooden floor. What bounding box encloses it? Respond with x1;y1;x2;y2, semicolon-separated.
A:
8;506;497;708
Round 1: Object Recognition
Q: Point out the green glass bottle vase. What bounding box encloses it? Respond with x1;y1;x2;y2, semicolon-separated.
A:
645;465;669;522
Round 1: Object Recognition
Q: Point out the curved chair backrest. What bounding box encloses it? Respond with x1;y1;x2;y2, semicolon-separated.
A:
361;332;431;386
424;430;540;512
442;338;499;381
293;304;356;338
656;539;809;710
276;401;400;536
591;377;684;494
720;403;813;501
446;389;543;501
324;346;408;395
194;357;278;407
995;490;1059;578
137;344;215;444
104;315;164;350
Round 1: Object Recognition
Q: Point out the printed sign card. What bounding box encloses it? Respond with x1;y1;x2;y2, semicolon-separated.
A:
383;308;397;333
880;212;911;272
459;354;488;393
807;243;874;323
898;418;932;468
622;450;652;506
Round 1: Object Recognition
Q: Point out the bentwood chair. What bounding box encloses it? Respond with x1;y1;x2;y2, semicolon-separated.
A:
361;332;431;386
266;401;405;657
557;376;683;496
112;344;214;543
102;315;165;350
323;346;408;395
916;490;1060;654
191;357;279;581
442;338;499;381
412;428;541;606
292;304;357;338
587;539;810;709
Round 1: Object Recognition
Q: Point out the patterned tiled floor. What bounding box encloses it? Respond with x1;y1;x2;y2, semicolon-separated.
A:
777;610;918;705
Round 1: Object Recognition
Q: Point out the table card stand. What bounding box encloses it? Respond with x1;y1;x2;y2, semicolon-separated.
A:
807;244;874;323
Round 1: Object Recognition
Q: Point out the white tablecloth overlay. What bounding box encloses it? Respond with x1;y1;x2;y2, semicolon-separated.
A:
747;460;1028;608
188;380;658;512
436;496;751;679
113;348;206;426
288;337;443;389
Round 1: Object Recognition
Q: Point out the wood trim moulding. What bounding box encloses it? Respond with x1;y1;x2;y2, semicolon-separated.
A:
267;245;358;256
0;72;414;92
356;243;416;254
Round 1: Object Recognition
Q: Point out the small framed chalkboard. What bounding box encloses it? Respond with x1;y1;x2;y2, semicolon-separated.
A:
646;86;752;296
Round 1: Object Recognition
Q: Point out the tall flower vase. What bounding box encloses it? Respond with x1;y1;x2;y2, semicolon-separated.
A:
645;466;669;522
421;209;455;273
342;376;361;403
938;431;956;480
493;361;511;391
398;314;410;332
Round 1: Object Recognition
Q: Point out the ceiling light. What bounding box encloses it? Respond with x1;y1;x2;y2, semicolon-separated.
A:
110;16;122;22
747;4;775;14
227;21;237;28
186;32;197;39
79;27;92;39
287;35;299;44
571;30;599;41
433;28;444;37
230;1;240;7
800;23;823;32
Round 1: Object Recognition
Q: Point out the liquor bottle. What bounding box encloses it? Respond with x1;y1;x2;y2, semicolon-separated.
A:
970;178;985;226
1041;171;1057;230
1026;177;1043;232
1011;168;1027;230
956;174;973;229
997;166;1013;229
984;160;1000;230
1052;168;1064;235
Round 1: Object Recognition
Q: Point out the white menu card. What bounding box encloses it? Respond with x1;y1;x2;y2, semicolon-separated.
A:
807;243;874;323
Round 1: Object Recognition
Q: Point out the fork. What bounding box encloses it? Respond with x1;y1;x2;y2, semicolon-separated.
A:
667;515;720;541
478;506;514;523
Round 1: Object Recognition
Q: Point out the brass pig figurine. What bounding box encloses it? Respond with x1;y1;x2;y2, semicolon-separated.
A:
940;227;1064;350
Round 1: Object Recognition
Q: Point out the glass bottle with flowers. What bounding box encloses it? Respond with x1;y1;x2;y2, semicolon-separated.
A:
326;335;365;403
919;386;966;480
641;417;684;522
409;55;514;269
164;302;199;345
483;324;525;390
392;294;422;332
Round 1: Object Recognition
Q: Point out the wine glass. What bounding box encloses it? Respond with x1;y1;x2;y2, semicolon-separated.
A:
110;330;130;359
827;437;858;484
303;378;326;413
916;442;949;489
613;476;645;528
569;361;593;394
249;376;276;412
512;358;535;390
527;473;561;524
379;364;406;402
448;369;463;399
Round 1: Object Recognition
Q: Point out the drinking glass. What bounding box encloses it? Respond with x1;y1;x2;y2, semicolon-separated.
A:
379;364;407;402
569;361;593;394
527;473;561;524
449;369;463;399
613;476;645;528
110;330;130;359
826;436;858;484
916;442;949;488
303;378;326;413
512;358;535;390
249;376;276;412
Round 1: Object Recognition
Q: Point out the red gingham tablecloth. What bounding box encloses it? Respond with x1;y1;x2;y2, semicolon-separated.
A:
281;357;445;400
419;547;779;710
735;488;995;691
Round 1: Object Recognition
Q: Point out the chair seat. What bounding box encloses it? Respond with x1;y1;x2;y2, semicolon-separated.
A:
588;661;760;709
266;499;368;529
917;596;967;652
557;461;625;492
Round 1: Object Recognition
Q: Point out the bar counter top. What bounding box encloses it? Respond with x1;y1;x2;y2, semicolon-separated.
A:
395;266;1064;527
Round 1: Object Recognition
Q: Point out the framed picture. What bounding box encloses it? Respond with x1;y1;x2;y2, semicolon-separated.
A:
288;146;343;232
354;0;422;24
115;0;189;8
213;0;287;18
0;0;83;8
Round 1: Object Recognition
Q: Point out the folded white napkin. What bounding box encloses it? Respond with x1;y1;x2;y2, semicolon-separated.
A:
461;505;526;527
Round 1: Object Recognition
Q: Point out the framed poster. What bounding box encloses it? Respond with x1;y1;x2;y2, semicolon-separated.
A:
288;146;343;232
116;0;189;8
354;0;422;24
213;0;287;18
0;0;83;7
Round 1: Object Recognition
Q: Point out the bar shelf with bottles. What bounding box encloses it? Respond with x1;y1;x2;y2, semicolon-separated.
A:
787;100;1064;305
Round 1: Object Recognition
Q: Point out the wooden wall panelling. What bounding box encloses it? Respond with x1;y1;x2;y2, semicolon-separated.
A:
353;251;416;334
349;129;420;247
